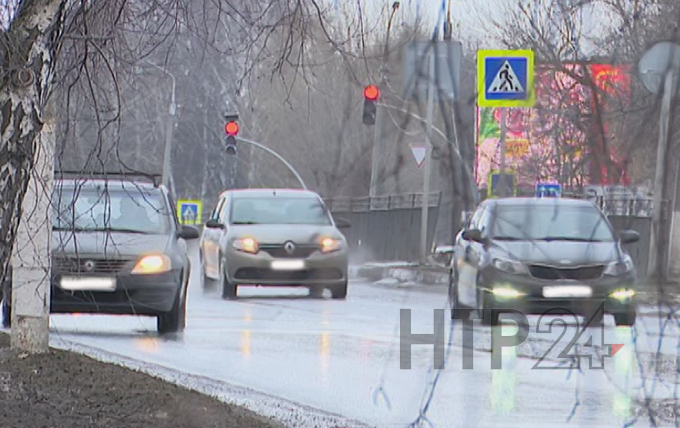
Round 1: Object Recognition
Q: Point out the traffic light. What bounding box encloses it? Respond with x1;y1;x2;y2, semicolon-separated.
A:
362;84;379;125
225;114;239;155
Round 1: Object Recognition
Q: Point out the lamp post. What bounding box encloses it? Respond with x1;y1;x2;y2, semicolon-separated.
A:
145;61;176;194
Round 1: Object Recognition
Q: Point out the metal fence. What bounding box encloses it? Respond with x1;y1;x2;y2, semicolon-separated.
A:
325;193;441;263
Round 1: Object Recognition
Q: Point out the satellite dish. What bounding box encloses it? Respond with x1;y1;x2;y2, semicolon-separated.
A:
638;41;680;95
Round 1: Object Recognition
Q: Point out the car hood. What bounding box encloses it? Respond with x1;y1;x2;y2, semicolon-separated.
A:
228;224;342;244
51;231;170;257
491;240;620;266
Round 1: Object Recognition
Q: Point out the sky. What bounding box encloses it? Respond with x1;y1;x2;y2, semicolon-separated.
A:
331;0;615;56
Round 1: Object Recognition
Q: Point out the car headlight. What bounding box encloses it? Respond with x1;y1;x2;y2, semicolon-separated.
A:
132;254;171;274
604;257;635;276
232;237;259;254
492;257;528;275
492;286;526;298
610;289;636;300
319;237;342;253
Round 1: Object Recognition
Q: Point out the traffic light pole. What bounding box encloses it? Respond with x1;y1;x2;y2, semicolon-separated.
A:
368;75;385;200
368;3;399;201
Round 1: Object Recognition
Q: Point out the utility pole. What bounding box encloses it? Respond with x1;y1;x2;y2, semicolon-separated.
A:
420;52;436;263
11;100;55;353
146;61;176;194
368;2;400;199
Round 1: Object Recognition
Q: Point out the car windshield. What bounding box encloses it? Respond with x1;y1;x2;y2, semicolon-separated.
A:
52;184;170;234
490;203;615;242
230;196;332;226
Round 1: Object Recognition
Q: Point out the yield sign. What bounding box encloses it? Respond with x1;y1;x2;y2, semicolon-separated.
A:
410;144;427;168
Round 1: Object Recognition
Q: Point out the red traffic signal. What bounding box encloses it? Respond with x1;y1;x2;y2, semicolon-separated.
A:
225;121;239;136
363;84;379;101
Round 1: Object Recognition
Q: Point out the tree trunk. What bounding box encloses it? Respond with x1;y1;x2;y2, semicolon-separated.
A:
1;0;65;353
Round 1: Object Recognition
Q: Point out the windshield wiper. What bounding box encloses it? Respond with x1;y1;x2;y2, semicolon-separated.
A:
231;221;259;225
536;236;603;242
491;236;523;241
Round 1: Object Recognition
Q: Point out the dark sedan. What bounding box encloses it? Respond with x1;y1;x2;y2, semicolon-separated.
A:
1;174;199;334
451;197;640;326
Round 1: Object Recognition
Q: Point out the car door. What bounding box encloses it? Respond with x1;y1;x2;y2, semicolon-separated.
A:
201;196;226;279
456;206;489;306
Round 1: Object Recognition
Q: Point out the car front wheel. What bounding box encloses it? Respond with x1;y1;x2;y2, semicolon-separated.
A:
330;281;348;299
220;265;238;299
157;290;186;334
614;310;636;327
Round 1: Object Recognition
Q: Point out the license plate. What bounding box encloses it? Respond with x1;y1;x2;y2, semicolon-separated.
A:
270;259;306;271
59;277;117;292
542;285;592;298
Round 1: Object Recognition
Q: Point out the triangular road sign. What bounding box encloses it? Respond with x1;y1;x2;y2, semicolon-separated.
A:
410;145;427;168
488;60;524;93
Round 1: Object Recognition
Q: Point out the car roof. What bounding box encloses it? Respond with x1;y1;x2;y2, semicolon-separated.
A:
484;197;597;208
218;188;321;199
54;178;163;192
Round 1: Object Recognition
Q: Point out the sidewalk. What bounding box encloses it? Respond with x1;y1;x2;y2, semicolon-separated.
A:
0;332;284;428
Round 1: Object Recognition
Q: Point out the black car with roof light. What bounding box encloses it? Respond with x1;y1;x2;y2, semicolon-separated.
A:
1;172;200;334
450;197;640;326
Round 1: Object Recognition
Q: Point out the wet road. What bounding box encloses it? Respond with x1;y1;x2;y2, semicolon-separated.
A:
5;243;680;427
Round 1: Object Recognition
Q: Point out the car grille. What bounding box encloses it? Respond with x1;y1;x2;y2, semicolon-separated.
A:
528;264;604;281
259;244;318;259
234;267;343;281
52;257;132;274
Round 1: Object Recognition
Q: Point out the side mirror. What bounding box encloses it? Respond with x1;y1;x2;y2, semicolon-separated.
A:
462;229;484;243
335;217;351;229
205;219;224;229
619;229;640;244
178;225;200;240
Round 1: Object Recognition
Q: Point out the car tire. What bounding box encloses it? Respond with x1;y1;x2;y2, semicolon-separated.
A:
449;266;471;320
330;281;348;299
309;286;325;298
614;310;636;327
220;266;238;300
157;290;185;335
478;289;500;326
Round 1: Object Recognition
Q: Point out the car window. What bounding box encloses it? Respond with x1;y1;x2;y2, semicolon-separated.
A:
52;184;171;235
478;209;492;237
218;197;230;224
468;208;484;230
210;197;225;221
229;196;332;226
490;203;615;242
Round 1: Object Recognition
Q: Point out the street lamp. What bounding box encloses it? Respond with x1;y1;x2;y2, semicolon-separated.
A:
145;61;176;194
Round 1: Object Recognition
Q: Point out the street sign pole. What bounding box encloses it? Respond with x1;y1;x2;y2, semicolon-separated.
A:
498;108;508;197
420;52;436;263
652;70;675;278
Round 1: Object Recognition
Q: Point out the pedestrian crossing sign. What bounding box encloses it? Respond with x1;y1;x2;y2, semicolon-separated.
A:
477;50;535;108
177;199;202;225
